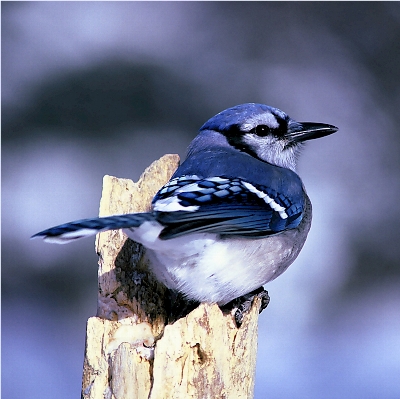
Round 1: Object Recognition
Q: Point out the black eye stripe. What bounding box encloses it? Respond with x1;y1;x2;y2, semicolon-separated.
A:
247;115;289;138
273;115;289;137
219;113;291;160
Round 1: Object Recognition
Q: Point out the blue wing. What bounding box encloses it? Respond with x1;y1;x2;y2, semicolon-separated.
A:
152;175;304;239
32;175;304;243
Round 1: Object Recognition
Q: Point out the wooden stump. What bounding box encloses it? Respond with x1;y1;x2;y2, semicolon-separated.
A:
81;154;261;399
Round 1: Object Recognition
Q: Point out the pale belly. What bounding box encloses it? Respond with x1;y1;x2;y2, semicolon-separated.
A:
133;229;307;305
123;196;311;305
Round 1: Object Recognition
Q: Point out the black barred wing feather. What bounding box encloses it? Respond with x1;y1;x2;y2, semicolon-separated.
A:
152;176;304;239
33;175;306;243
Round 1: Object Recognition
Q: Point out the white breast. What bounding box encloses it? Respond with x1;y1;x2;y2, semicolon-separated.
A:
123;196;311;305
124;227;307;305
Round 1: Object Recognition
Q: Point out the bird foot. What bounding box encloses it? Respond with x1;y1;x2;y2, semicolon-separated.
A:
221;287;270;327
166;287;270;327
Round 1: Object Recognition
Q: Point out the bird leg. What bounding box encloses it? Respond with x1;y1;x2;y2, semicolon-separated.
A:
221;287;270;327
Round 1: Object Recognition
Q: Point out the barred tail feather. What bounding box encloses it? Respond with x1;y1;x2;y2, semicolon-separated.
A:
31;213;154;244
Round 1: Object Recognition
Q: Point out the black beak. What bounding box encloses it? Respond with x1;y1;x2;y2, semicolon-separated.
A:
287;122;338;143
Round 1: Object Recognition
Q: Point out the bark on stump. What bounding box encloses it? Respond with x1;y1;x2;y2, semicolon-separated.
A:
81;154;261;399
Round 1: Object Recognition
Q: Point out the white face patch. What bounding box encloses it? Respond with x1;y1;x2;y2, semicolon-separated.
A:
241;134;301;172
240;113;279;132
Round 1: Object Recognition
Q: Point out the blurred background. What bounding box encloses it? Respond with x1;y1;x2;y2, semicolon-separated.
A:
2;2;400;398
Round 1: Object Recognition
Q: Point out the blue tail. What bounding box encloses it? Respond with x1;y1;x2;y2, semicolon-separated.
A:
31;213;154;244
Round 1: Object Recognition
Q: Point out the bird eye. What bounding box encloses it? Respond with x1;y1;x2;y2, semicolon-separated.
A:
250;125;270;136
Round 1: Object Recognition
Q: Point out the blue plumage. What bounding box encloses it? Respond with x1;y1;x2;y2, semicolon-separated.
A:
200;103;288;133
151;174;303;237
32;103;337;306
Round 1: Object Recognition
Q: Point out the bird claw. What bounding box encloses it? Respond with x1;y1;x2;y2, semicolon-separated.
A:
222;287;270;327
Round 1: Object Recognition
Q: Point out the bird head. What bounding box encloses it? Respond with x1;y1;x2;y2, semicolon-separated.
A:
199;103;338;171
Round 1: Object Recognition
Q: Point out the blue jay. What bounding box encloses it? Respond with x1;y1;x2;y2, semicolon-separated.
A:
32;103;337;309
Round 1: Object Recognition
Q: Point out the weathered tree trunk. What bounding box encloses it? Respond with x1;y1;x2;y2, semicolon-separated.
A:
81;154;261;399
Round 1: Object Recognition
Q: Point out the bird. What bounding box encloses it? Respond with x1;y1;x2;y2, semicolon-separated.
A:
32;103;337;309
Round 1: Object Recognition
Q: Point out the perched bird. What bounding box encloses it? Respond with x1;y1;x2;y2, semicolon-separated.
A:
32;103;337;308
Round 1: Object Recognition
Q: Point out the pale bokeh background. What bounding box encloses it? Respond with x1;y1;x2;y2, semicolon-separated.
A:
2;2;400;398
